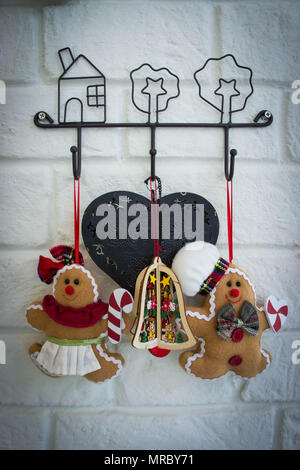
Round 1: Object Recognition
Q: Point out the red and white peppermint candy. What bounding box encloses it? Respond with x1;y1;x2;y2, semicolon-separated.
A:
108;288;133;344
265;295;288;333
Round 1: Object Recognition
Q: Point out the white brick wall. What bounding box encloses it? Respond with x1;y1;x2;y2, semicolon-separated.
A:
0;0;299;450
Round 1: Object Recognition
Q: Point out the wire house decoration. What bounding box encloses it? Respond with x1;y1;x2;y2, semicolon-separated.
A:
58;47;106;124
34;49;273;182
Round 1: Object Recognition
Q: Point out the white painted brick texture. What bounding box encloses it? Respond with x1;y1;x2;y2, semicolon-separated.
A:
54;407;274;450
0;0;299;451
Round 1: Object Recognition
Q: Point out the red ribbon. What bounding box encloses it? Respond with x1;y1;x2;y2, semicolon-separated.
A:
226;179;233;263
74;178;80;264
49;245;84;265
38;256;65;285
37;171;81;284
37;245;84;284
150;178;162;258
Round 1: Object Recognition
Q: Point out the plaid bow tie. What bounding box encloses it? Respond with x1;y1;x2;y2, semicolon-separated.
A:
216;301;259;341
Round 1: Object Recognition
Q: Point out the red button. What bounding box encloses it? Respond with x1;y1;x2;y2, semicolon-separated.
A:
231;328;244;343
229;355;243;367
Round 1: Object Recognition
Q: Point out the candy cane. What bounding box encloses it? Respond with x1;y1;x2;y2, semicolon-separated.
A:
108;288;133;344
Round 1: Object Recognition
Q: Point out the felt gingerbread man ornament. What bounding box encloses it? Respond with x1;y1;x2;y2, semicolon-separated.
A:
26;245;133;382
172;241;288;379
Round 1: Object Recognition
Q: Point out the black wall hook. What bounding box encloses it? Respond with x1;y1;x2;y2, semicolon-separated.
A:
225;149;237;181
70;145;81;180
224;125;237;181
149;124;157;181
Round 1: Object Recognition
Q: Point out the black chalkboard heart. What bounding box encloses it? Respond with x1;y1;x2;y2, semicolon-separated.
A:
82;191;219;294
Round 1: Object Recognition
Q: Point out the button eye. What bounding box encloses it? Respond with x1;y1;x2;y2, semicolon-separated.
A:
236;281;241;287
74;279;79;285
65;278;70;285
226;281;232;287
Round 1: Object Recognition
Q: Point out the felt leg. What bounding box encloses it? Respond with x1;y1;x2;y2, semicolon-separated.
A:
180;348;228;379
179;349;198;371
84;344;125;383
28;342;42;355
232;349;272;378
189;356;228;379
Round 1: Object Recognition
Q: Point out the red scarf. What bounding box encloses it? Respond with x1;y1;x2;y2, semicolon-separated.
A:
42;295;108;328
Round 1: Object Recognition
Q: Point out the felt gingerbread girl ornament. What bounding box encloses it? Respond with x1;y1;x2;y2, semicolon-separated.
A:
172;241;288;379
26;155;133;381
26;245;133;381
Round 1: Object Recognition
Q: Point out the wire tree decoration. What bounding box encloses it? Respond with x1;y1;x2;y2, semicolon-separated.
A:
130;63;180;123
194;54;254;124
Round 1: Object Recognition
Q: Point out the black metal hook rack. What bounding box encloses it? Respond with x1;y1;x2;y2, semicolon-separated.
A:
33;50;273;182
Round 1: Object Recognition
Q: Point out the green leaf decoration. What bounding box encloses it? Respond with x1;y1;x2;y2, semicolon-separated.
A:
141;332;147;343
177;333;183;343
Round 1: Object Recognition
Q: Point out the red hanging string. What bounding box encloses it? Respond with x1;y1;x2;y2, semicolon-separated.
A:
150;178;161;258
150;179;156;257
73;178;80;264
154;177;161;257
226;179;233;263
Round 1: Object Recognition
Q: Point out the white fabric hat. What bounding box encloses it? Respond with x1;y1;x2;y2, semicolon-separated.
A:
172;241;220;296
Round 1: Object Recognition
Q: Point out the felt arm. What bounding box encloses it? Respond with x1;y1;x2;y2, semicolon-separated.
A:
185;307;213;338
93;317;108;337
26;303;49;331
95;312;133;339
122;313;135;336
258;307;270;332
